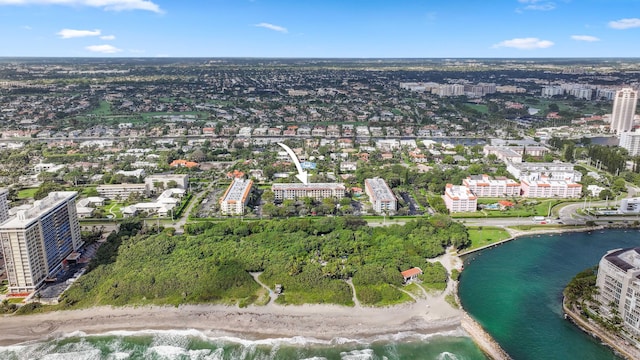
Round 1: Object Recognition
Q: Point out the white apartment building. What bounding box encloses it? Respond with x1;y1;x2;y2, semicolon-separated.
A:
220;178;253;215
0;188;9;223
0;191;82;294
610;88;638;134
123;188;185;218
483;146;522;163
443;184;477;213
619;129;640;156
541;86;564;97
463;175;520;197
506;162;582;182
145;174;189;192
520;179;582;198
364;178;396;214
272;183;345;201
97;183;149;200
596;248;640;336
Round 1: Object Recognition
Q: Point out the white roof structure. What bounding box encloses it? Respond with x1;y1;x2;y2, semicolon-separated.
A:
1;192;77;229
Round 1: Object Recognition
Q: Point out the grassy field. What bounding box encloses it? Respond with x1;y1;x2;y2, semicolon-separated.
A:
466;226;512;250
17;188;38;199
466;103;489;114
452;199;567;218
90;101;112;116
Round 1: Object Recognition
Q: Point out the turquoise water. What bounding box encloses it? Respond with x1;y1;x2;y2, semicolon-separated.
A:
459;229;640;360
5;230;631;359
0;329;487;359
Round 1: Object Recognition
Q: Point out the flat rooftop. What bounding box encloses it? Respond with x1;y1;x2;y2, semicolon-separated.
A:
222;179;253;202
605;247;640;272
0;191;77;229
272;183;345;190
365;178;395;202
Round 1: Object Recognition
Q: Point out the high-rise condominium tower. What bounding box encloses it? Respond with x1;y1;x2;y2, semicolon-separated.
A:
0;191;82;294
610;88;638;134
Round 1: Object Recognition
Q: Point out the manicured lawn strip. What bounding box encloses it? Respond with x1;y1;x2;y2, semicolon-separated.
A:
17;188;38;199
467;226;512;250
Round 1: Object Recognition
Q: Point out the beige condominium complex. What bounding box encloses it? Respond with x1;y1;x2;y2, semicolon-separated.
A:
364;178;396;214
272;183;345;201
0;191;82;294
220;178;253;215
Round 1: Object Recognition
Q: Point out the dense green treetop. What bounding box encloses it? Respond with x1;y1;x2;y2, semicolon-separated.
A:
59;216;468;308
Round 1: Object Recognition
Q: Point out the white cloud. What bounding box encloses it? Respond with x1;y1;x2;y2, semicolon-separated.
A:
86;44;122;54
57;28;101;39
0;0;162;13
517;0;556;11
492;37;554;50
100;35;116;40
21;25;32;30
571;35;600;42
609;18;640;30
254;22;288;33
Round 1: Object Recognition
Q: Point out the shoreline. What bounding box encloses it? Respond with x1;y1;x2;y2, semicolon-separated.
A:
562;297;640;360
0;299;463;347
458;225;602;256
1;226;617;358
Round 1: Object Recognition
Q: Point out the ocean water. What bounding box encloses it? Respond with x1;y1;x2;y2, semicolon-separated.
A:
459;229;640;360
0;329;488;359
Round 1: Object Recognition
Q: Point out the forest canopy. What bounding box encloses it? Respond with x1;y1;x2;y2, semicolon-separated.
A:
60;216;469;308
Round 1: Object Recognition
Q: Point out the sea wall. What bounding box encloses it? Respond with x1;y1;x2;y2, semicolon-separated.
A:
453;282;512;360
458;226;600;257
563;297;640;360
460;312;512;360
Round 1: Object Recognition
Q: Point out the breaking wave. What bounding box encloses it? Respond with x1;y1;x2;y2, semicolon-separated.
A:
0;328;485;360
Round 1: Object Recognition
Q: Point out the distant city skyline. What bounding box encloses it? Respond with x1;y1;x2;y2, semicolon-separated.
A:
1;0;640;57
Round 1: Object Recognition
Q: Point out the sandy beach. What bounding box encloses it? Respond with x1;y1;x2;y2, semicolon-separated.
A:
0;296;461;346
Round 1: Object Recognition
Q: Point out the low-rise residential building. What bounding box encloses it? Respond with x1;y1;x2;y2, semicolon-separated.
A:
96;183;149;200
443;184;477;213
364;178;396;214
463;175;520;197
145;174;189;192
520;179;582;198
170;159;199;169
483;146;523;163
220;178;253;215
122;188;185;218
75;197;106;219
272;183;345;201
507;161;582;182
596;247;640;337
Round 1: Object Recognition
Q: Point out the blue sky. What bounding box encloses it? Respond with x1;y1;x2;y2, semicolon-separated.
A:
1;0;640;57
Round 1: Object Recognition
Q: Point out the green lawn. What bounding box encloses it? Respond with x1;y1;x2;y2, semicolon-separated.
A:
90;101;112;116
466;103;489;114
467;226;512;250
96;202;125;218
452;199;568;218
17;188;38;199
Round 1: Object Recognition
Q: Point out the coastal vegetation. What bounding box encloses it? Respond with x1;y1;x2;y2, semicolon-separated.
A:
51;216;468;309
563;266;624;335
